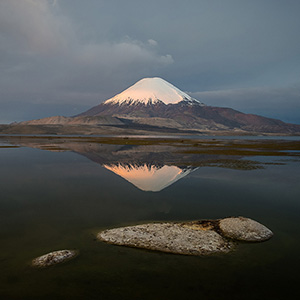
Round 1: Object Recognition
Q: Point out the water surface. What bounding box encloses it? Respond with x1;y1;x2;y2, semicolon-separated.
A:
0;137;299;299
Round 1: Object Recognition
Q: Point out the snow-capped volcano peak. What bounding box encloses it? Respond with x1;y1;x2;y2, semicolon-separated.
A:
104;77;203;105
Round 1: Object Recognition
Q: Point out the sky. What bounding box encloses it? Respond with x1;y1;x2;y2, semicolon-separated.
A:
0;0;300;124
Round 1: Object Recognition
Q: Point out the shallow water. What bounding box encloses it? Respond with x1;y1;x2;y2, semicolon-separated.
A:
0;137;299;299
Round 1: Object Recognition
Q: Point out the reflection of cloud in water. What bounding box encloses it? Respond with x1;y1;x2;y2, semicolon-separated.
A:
103;163;195;192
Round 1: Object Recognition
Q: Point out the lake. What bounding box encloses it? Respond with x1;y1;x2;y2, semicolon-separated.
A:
0;136;300;299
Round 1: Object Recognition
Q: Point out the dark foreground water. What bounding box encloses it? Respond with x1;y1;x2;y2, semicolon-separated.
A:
0;137;300;299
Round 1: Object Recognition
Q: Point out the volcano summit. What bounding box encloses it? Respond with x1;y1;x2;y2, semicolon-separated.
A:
79;77;204;117
3;77;300;135
103;77;203;105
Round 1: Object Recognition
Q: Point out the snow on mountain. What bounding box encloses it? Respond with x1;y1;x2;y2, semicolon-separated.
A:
104;77;204;106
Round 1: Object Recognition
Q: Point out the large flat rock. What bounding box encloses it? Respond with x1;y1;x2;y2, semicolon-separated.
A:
98;217;273;255
98;222;234;255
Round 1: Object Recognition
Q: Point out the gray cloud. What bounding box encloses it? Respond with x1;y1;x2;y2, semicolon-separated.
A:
0;0;300;123
0;0;72;57
190;84;300;124
0;0;173;122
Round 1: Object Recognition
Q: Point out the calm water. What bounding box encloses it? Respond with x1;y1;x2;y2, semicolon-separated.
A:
0;137;300;299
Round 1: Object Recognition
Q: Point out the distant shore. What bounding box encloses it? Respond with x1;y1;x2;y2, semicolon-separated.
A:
1;123;300;137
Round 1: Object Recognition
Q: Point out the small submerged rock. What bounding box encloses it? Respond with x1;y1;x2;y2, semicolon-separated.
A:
97;217;273;255
219;217;273;242
32;250;78;267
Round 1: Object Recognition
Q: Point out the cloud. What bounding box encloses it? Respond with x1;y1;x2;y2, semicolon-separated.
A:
1;0;300;123
74;39;173;68
190;84;300;124
148;39;158;47
0;0;173;63
0;0;71;56
0;0;173;114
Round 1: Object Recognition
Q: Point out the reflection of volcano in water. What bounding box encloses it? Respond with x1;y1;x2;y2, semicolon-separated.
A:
5;137;264;192
103;163;195;192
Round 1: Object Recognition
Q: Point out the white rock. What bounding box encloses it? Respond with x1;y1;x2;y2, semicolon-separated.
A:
32;250;78;267
98;222;234;255
219;217;273;242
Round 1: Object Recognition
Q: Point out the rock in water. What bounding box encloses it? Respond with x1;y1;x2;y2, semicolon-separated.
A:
32;250;78;267
219;217;273;242
98;223;234;255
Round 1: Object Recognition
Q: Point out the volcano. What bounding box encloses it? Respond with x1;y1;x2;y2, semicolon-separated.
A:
76;77;300;134
5;77;300;135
